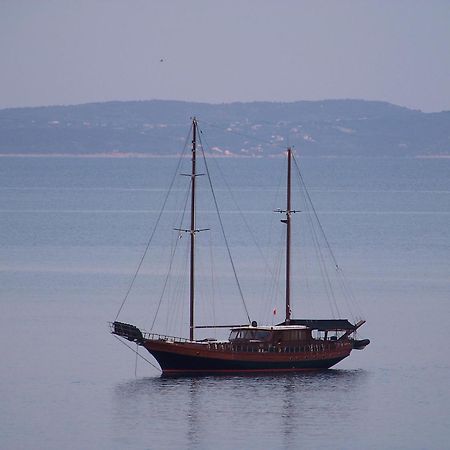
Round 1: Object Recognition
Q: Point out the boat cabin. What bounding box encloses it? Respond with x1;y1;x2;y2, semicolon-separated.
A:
228;319;360;345
229;325;312;345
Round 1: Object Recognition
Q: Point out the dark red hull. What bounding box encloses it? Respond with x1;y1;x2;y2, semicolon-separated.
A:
143;339;353;376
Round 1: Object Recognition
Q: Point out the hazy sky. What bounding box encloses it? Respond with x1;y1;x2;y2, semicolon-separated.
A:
1;0;449;112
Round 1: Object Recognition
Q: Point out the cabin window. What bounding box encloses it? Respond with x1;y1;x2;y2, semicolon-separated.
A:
239;330;248;339
244;330;255;340
280;329;309;341
233;330;252;340
254;330;270;341
229;329;271;341
312;330;325;340
229;330;238;340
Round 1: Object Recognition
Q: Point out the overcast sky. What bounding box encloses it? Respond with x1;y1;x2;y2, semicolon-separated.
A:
1;0;449;112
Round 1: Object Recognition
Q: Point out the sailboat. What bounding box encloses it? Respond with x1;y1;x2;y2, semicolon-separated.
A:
111;118;369;376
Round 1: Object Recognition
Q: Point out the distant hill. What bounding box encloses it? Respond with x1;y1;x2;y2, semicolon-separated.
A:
0;99;448;157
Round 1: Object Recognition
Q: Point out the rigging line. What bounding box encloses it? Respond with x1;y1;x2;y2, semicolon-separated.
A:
302;169;354;317
112;335;161;373
304;178;340;317
195;247;214;334
262;154;286;320
165;240;189;338
197;129;251;323
177;244;190;338
268;232;285;321
292;154;340;269
292;154;340;316
135;343;139;377
334;268;356;320
262;156;288;320
292;155;363;320
199;130;286;323
304;198;340;317
335;263;365;320
208;230;217;334
306;228;344;318
201;131;278;283
159;233;183;333
115;125;192;321
151;177;192;332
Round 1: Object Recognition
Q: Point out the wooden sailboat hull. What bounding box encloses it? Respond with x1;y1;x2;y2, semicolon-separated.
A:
110;122;370;375
142;339;352;376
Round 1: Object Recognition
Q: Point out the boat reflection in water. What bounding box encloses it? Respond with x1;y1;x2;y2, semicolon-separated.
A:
112;370;369;448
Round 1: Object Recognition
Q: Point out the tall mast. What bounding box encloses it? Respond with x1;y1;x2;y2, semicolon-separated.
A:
276;148;296;324
189;118;197;341
285;147;292;324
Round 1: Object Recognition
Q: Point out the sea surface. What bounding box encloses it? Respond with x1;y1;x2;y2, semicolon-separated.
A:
1;155;449;450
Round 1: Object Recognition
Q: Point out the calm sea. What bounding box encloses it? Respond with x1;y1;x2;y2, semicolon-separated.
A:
1;155;449;449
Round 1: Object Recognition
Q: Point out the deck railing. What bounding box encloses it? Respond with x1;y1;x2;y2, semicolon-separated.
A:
141;331;192;344
203;341;350;354
111;322;352;353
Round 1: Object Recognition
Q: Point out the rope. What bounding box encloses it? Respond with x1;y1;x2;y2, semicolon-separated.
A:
303;192;340;317
292;154;364;321
293;155;341;316
114;125;192;321
135;343;139;377
197;126;252;323
199;130;287;320
113;335;161;373
150;177;191;331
